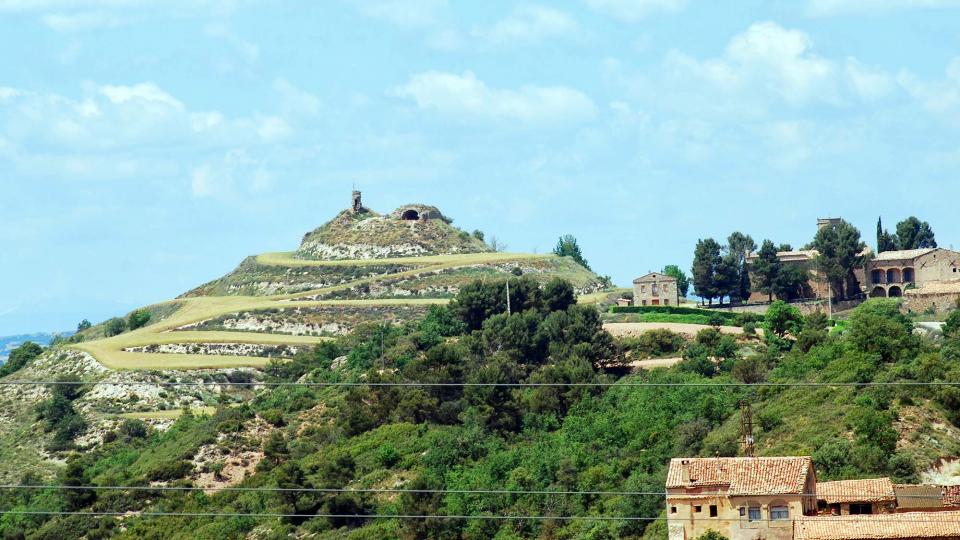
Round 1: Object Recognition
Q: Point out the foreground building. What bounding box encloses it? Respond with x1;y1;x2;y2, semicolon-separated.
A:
665;457;817;540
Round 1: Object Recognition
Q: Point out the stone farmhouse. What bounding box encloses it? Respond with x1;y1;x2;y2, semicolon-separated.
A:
633;272;680;306
667;458;960;540
665;457;817;540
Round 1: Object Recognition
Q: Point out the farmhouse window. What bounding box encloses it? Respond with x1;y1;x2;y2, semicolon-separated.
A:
770;506;788;520
748;507;761;521
709;505;718;517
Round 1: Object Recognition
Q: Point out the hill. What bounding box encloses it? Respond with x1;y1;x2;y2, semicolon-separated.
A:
0;197;610;484
0;333;63;362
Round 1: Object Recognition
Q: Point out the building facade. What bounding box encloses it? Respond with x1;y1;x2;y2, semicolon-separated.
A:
665;457;818;540
866;248;960;299
633;272;680;306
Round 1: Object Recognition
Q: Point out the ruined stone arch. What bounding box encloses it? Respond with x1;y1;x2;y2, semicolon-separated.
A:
401;209;421;221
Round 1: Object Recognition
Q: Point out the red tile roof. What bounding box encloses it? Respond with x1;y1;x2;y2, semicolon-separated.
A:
944;485;960;508
794;511;960;539
666;457;813;496
817;478;895;504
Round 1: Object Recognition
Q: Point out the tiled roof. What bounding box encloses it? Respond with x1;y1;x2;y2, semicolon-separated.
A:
746;250;818;262
632;272;677;283
665;457;812;496
794;511;960;539
944;485;960;508
872;248;937;261
895;484;946;510
817;478;895;504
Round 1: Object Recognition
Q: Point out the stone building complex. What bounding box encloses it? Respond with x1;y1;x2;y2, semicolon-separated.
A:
666;457;960;540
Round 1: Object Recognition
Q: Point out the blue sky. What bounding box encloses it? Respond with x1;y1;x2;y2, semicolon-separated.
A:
3;0;960;334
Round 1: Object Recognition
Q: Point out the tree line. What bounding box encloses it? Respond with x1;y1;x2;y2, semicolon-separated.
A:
690;216;937;305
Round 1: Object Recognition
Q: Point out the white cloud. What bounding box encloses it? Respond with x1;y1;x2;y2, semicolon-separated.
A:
806;0;960;16
393;70;596;123
348;0;447;28
204;22;259;64
99;82;184;108
584;0;685;22
845;57;896;101
897;57;960;114
473;5;577;45
190;149;273;198
41;10;126;31
666;21;840;106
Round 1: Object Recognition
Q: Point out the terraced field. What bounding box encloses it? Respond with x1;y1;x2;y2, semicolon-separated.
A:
73;251;599;370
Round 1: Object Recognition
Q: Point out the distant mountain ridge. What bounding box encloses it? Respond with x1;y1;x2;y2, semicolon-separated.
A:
0;333;62;361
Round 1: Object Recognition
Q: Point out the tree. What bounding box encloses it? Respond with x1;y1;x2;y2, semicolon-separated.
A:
553;234;591;270
663;265;690;297
812;220;866;300
877;217;897;253
692;238;722;305
542;278;576;313
104;317;127;337
774;263;810;301
695;531;731;540
943;310;960;339
751;240;781;302
714;252;739;305
895;216;937;250
127;309;151;330
765;300;803;339
0;341;43;377
76;319;92;332
727;232;756;303
847;299;917;362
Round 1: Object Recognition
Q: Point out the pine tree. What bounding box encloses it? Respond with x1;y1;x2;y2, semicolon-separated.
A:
692;239;722;305
877;217;897;253
553;235;591;270
752;240;782;302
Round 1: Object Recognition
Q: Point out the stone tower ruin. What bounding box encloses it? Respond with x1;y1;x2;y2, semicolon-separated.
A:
352;190;362;213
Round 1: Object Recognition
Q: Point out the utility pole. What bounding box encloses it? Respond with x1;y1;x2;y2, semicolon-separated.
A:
506;279;512;316
739;400;755;458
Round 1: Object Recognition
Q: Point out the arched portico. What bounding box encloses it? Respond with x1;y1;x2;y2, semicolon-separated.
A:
888;285;903;297
870;286;887;298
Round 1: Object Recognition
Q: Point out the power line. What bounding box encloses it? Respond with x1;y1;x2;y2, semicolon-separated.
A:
0;485;950;500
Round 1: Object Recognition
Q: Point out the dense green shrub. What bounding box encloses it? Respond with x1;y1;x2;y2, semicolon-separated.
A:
127;309;152;330
0;341;43;377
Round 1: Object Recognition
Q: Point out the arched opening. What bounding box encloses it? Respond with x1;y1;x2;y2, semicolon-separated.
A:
887;268;902;284
888;286;902;297
871;269;884;284
870;286;887;298
401;209;420;221
903;267;915;283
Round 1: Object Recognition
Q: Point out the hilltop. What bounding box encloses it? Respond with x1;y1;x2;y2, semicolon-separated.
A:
0;195;610;482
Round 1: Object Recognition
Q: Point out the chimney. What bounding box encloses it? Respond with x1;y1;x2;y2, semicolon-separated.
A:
681;459;691;484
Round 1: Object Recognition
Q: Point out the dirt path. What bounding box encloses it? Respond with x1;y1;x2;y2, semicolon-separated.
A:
629;357;683;370
603;322;746;337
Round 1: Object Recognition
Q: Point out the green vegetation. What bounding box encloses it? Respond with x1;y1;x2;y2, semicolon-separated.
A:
691;234;755;305
877;215;937;252
35;376;87;452
127;310;151;330
811;219;866;300
607;305;761;326
553;234;591;271
663;264;690;298
0;341;43;377
13;280;956;539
